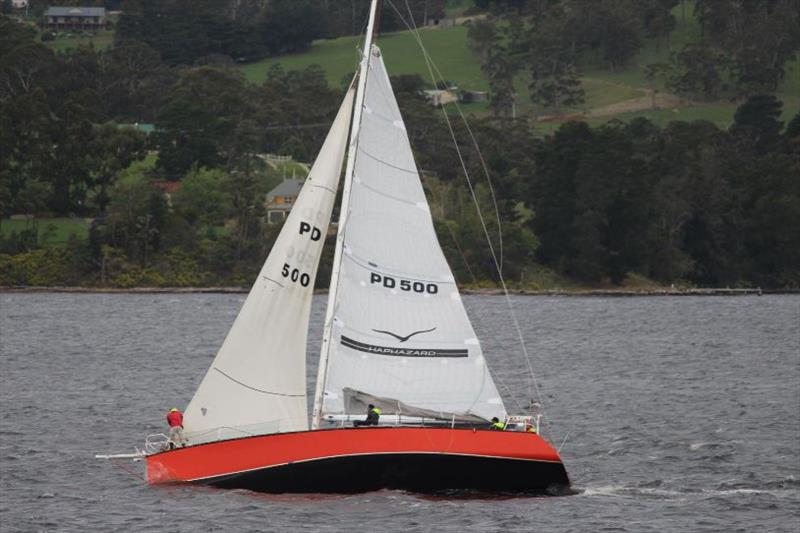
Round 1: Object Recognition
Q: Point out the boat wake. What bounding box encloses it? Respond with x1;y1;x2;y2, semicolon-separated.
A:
577;477;798;500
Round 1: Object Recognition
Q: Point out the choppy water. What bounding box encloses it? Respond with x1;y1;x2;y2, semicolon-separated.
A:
1;293;798;532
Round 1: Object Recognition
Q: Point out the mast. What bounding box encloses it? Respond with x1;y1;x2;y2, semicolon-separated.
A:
312;0;380;430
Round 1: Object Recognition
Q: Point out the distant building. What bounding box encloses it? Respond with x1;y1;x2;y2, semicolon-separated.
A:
12;0;29;9
266;178;304;224
43;6;109;31
462;90;489;103
118;123;155;135
153;181;182;195
153;180;182;207
422;89;459;107
425;17;455;28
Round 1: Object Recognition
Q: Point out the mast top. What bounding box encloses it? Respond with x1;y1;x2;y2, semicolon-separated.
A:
372;0;383;39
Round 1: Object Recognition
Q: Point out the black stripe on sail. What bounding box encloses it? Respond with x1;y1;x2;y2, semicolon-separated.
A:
340;336;468;358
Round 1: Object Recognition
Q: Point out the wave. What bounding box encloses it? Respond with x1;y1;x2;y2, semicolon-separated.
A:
577;482;799;500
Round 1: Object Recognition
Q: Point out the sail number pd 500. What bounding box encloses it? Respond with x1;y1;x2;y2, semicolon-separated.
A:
280;220;324;287
282;263;310;286
370;273;438;294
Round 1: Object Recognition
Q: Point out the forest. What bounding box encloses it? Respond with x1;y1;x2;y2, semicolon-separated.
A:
0;0;798;289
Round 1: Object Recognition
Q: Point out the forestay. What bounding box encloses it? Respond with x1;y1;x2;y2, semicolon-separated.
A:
317;47;506;425
183;88;355;444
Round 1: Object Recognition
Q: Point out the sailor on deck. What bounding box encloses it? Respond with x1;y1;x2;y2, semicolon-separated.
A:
489;417;506;431
166;408;186;448
354;404;381;427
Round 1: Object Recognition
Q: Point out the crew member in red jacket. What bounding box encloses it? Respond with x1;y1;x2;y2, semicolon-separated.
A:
166;408;186;448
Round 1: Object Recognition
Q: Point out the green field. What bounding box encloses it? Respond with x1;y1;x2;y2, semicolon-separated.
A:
43;29;115;52
241;25;486;90
0;218;90;245
238;5;800;129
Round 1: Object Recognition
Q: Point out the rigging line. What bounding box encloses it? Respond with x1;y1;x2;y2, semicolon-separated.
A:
461;356;513;422
390;0;552;437
110;458;146;482
492;370;525;414
443;220;479;286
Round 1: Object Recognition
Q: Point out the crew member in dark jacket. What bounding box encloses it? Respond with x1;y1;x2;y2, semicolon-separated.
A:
354;404;381;427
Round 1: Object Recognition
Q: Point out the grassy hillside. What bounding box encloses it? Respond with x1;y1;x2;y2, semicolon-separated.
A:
241;25;485;90
42;29;115;52
0;218;89;245
239;6;800;129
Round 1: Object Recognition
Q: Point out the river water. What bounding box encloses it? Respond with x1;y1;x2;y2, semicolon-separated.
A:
1;293;798;532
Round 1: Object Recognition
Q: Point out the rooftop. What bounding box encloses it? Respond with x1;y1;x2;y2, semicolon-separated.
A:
45;7;106;17
267;178;304;202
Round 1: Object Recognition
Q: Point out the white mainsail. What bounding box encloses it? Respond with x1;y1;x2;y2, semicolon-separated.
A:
183;87;355;443
314;46;506;426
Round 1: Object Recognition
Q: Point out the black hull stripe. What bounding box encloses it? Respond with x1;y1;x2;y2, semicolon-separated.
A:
192;452;571;494
188;451;562;483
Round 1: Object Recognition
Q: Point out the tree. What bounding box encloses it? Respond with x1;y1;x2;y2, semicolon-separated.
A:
100;39;175;122
155;67;256;178
643;62;670;108
530;121;593;270
485;51;518;116
0;41;58;100
641;0;678;47
529;61;584;113
171;167;232;227
254;65;342;161
466;19;498;63
259;0;325;55
729;94;784;155
565;0;643;70
786;112;800;140
667;44;727;100
87;124;149;212
694;0;800;94
105;176;168;267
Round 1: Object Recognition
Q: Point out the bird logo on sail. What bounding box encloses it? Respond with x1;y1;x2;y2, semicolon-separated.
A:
371;327;436;343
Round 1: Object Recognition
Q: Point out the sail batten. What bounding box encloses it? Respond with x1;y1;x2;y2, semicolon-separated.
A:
182;87;355;444
315;46;507;426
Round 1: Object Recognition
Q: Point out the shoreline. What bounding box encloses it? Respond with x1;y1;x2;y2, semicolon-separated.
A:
1;286;793;296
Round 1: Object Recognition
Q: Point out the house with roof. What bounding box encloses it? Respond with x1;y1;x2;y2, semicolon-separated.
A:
43;6;108;30
265;178;305;224
422;86;460;107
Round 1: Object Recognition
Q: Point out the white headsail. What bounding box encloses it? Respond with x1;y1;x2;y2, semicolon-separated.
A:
183;87;355;443
314;46;506;427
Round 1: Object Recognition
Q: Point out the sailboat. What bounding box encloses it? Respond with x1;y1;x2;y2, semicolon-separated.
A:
133;1;570;494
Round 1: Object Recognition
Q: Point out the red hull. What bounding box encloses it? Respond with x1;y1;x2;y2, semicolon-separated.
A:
146;427;570;494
